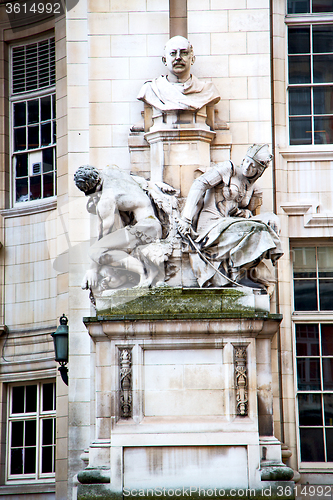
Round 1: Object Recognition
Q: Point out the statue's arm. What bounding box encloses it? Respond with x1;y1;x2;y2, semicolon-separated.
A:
179;164;228;233
96;192;116;239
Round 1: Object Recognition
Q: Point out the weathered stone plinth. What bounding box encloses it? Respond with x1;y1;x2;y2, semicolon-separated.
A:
77;289;294;500
93;286;271;318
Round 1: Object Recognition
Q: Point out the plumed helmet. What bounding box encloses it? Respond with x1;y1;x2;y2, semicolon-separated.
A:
246;144;272;169
74;165;101;195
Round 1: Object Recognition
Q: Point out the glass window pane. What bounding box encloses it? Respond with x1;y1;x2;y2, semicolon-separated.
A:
14;102;26;127
26;385;37;413
42;418;53;445
289;55;311;84
293;247;316;277
42;382;55;411
16;178;28;203
41;122;51;146
11;448;23;475
289;87;311;115
298;393;322;425
313;0;333;12
12;386;24;414
297;358;321;390
15;154;28;178
52;94;56;118
14;128;26;151
324;393;333;425
43;148;53;173
288;0;310;13
313;25;333;53
288;27;310;54
25;419;36;446
326;428;333;461
24;446;36;474
294;279;318;311
42;446;53;473
322;324;333;355
314;55;333;83
41;95;51;121
30;175;41;201
28;126;39;149
300;428;325;461
296;324;319;356
53;120;56;144
27;100;39;124
318;247;333;277
319;279;333;310
314;117;333;144
11;421;23;447
289;117;312;145
323;358;333;390
43;173;54;198
314;87;333;115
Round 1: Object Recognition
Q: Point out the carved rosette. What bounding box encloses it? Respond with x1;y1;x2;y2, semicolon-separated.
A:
119;348;132;418
234;345;248;416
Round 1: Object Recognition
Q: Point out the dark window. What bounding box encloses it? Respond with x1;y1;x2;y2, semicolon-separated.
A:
11;38;56;204
8;382;56;480
293;247;333;311
296;324;333;462
288;26;333;145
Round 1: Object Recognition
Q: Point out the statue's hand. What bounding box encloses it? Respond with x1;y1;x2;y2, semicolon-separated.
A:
154;181;178;195
239;208;253;218
228;207;253;218
177;218;198;239
267;219;280;235
81;269;99;289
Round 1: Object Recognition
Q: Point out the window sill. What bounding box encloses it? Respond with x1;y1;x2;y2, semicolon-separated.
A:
0;198;56;219
279;145;333;161
292;312;333;322
0;482;55;496
299;463;333;472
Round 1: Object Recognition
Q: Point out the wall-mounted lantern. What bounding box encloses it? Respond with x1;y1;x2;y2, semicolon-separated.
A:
51;314;68;385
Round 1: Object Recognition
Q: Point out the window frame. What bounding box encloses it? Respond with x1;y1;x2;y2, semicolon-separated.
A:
286;10;333;146
292;245;333;312
9;35;56;208
294;321;333;470
6;380;56;484
292;242;333;470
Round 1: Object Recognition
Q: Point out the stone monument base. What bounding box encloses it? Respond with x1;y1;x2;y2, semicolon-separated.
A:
77;288;294;500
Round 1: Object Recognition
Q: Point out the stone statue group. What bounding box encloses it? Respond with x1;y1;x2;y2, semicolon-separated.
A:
74;36;283;300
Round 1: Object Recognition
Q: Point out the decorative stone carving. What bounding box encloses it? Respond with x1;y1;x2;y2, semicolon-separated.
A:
119;348;132;418
74;165;179;301
177;144;284;291
137;36;220;114
234;344;248;416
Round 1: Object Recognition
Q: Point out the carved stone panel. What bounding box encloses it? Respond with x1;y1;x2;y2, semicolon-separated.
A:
119;348;132;418
233;344;249;417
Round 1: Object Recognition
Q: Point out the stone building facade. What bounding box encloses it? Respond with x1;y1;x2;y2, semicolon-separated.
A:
0;0;332;499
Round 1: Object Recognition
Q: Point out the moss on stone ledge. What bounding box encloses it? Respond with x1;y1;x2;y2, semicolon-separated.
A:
84;287;282;322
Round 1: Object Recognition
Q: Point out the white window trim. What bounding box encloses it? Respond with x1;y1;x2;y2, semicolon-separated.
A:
6;380;56;485
285;10;333;148
9;35;56;208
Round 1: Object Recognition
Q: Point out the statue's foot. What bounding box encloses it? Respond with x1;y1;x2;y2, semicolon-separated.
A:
155;281;171;288
133;278;151;289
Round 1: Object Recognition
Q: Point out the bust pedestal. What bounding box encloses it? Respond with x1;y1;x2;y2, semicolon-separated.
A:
129;105;232;198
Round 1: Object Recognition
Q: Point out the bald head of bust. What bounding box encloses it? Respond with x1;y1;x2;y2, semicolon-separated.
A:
162;36;196;83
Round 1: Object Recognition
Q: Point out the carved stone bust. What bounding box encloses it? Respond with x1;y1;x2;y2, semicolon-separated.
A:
137;36;220;112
